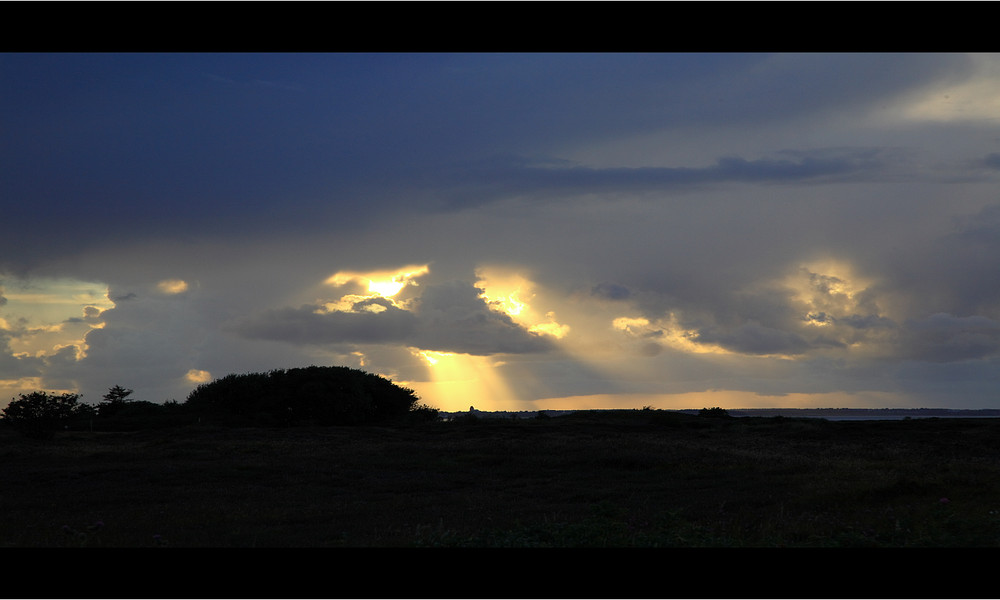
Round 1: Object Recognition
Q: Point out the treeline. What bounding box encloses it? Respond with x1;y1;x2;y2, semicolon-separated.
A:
1;366;439;438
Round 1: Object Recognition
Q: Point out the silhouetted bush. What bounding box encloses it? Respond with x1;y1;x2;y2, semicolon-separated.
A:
699;406;731;418
91;400;195;431
1;391;94;439
405;404;443;423
450;411;480;424
183;366;429;426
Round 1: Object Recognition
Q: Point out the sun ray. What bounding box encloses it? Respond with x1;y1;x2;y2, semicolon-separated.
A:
406;348;519;412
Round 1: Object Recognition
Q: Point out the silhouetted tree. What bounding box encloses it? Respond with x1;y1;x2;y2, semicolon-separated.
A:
103;385;133;403
97;385;135;418
184;365;432;426
1;391;92;439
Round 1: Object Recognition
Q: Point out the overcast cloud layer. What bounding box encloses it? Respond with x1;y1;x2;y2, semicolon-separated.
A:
4;52;1000;411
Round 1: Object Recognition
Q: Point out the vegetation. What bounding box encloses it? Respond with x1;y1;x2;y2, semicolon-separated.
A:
698;406;731;418
183;366;435;426
3;406;1000;556
1;367;436;437
0;391;93;439
96;384;136;418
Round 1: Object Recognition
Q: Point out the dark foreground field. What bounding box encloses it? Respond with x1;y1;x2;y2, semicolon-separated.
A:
5;409;1000;550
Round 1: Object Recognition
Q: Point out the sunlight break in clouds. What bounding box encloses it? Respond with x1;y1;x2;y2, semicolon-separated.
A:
1;277;112;361
314;264;430;317
325;265;430;299
474;266;570;340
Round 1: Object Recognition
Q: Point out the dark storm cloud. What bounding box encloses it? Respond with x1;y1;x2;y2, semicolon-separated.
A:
836;314;896;330
893;358;1000;399
897;313;1000;363
693;321;842;355
1;53;432;266
0;53;973;272
692;321;818;356
430;148;893;210
0;323;43;380
0;350;42;381
591;283;632;301
235;280;554;356
873;203;1000;318
409;280;555;355
235;299;418;346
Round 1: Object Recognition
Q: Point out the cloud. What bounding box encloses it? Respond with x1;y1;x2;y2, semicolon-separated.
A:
834;314;896;331
870;202;1000;319
897;53;1000;123
235;279;555;357
590;283;632;301
5;53;1000;411
0;330;43;381
0;53;979;274
235;300;418;346
431;148;894;211
691;320;815;357
896;313;1000;363
410;280;555;355
157;279;190;295
185;369;212;384
983;153;1000;170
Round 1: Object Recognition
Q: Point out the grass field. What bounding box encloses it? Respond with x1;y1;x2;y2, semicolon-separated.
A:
5;408;1000;551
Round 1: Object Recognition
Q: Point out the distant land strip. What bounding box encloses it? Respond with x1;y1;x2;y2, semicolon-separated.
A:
439;408;1000;421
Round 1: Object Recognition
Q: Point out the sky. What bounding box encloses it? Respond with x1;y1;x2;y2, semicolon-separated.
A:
4;52;1000;412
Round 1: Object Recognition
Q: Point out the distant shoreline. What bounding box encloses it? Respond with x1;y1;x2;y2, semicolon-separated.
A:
705;408;1000;419
440;407;1000;421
